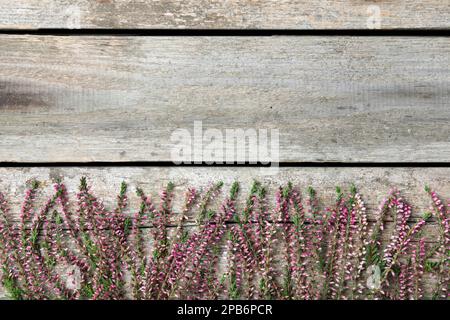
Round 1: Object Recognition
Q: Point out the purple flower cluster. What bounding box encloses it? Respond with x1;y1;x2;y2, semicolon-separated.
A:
0;179;448;300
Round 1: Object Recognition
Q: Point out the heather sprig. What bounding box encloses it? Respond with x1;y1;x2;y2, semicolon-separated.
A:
425;188;449;299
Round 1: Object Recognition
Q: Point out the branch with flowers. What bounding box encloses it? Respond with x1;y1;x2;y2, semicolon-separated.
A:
0;178;448;300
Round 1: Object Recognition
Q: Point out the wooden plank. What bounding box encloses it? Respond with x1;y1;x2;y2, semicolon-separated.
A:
0;167;449;221
0;222;444;300
0;1;450;30
0;36;449;163
0;166;450;299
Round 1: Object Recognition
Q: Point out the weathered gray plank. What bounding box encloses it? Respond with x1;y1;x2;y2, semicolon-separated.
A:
0;36;449;163
0;167;449;222
0;1;449;30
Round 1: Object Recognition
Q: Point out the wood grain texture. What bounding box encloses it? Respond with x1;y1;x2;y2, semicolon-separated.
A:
0;167;449;221
0;166;448;299
0;36;449;163
0;1;449;30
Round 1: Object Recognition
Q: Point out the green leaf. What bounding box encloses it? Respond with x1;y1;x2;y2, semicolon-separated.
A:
124;217;132;236
207;209;215;220
307;186;316;198
119;181;128;197
136;187;144;198
167;182;175;193
350;184;357;196
230;182;239;201
79;177;88;191
181;230;189;243
258;186;267;199
250;181;260;195
216;181;224;189
422;211;432;220
292;214;300;226
30;228;39;247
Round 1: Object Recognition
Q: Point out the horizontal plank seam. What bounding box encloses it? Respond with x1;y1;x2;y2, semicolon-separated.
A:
0;29;450;37
15;218;441;229
0;162;449;168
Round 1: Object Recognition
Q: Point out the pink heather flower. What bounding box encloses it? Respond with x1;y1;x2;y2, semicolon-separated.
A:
0;180;446;300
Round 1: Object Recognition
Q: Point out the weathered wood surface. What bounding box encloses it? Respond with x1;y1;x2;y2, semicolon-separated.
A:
1;36;449;163
0;167;448;221
0;167;444;299
0;167;448;299
0;1;449;30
